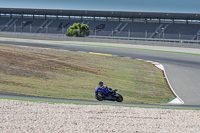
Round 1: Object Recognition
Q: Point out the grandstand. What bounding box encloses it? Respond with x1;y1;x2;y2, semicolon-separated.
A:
0;8;200;40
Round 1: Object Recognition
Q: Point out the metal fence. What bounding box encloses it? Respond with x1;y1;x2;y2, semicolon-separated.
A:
0;31;200;48
1;24;199;41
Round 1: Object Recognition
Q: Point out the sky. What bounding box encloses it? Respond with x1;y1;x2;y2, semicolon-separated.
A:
1;0;200;13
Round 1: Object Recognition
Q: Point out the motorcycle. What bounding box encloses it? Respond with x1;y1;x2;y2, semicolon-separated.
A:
95;87;123;102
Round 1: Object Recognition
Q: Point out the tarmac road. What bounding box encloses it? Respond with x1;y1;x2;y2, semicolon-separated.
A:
0;39;200;106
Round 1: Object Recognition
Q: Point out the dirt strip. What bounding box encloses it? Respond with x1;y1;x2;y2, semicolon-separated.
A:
0;99;200;133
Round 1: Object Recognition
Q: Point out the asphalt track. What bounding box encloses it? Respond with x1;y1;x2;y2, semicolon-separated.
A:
0;39;200;108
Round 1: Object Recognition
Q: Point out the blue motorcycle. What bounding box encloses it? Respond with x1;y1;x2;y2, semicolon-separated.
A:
95;87;123;102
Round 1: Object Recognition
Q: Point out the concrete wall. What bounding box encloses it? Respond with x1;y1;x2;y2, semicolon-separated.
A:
0;32;200;48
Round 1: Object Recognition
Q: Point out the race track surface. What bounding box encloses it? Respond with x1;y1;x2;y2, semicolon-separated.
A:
1;93;200;109
0;39;200;106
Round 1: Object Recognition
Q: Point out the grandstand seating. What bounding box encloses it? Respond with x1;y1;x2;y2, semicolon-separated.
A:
0;17;200;40
164;24;200;40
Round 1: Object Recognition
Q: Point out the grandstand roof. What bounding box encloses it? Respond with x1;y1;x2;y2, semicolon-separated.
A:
0;7;200;20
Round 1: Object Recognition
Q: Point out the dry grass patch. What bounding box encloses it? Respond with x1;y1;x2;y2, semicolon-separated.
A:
0;44;173;103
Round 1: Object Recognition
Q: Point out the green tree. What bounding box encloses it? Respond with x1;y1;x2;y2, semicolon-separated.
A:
66;23;90;37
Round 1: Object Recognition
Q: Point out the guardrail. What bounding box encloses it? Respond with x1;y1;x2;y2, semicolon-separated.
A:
0;32;200;48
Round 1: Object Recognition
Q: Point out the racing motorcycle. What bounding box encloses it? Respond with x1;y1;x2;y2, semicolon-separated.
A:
95;87;123;102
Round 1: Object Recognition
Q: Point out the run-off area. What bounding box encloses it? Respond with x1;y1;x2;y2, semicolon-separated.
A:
0;44;173;104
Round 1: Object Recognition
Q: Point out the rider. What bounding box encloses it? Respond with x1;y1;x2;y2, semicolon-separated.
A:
98;81;112;92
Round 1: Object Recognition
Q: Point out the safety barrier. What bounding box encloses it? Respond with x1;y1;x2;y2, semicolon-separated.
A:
0;32;199;48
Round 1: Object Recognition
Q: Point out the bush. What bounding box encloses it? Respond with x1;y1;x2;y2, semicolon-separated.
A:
66;23;90;37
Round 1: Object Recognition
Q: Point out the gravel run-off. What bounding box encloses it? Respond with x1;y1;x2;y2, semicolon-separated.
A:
0;99;200;133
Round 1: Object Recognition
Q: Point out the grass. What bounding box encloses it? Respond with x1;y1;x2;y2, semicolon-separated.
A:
53;42;200;56
0;44;174;104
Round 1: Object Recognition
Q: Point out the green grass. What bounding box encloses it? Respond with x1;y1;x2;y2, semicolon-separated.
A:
53;42;200;56
0;44;173;104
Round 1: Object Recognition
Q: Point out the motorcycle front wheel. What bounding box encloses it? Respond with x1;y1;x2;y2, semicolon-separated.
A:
116;94;123;102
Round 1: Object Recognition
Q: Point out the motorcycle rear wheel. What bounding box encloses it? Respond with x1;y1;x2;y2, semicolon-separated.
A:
95;92;104;101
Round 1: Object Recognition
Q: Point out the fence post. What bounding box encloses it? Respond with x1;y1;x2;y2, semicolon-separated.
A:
46;27;48;34
63;28;65;37
128;29;130;38
14;24;16;32
30;24;32;33
163;32;164;39
145;30;147;38
62;27;64;35
21;22;22;33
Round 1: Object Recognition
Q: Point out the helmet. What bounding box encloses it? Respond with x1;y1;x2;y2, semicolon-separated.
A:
98;81;103;86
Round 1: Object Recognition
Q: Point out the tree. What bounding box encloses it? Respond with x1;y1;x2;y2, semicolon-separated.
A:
65;23;90;37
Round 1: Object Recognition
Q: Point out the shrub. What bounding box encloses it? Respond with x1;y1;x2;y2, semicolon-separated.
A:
66;23;90;37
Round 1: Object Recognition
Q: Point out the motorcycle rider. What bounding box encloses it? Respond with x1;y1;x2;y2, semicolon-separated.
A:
98;81;113;93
